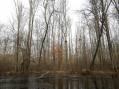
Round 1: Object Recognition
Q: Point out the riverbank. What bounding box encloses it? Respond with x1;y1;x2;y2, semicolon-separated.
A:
0;70;119;77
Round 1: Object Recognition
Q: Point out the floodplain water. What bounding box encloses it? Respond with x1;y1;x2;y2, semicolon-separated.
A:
0;75;119;89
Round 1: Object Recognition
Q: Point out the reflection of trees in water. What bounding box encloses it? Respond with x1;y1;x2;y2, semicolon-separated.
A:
9;77;29;89
0;76;119;89
112;76;119;89
51;76;119;89
51;78;82;89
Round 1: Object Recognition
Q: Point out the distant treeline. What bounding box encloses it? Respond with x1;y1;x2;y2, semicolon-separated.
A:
0;0;119;73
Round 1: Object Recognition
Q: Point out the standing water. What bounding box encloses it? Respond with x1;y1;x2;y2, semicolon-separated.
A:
0;75;119;89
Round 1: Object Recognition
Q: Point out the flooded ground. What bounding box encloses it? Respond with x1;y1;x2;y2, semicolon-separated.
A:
0;75;119;89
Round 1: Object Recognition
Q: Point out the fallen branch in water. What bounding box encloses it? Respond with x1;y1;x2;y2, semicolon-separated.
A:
37;71;50;78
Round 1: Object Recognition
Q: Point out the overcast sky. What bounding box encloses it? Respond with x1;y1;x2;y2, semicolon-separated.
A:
0;0;86;24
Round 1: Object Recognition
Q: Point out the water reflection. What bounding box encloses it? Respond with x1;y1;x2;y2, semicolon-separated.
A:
0;75;119;89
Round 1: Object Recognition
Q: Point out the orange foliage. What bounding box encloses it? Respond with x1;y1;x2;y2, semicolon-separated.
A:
52;43;63;57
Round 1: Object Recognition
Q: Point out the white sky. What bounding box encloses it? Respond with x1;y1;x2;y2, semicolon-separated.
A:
0;0;86;24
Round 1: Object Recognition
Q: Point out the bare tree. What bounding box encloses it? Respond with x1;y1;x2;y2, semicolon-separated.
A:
13;0;25;72
39;0;55;63
89;0;114;70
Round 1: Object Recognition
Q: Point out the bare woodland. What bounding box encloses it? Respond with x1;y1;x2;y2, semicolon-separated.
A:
0;0;119;74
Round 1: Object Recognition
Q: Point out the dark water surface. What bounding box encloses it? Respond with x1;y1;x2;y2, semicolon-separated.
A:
0;75;119;89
